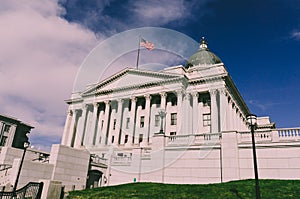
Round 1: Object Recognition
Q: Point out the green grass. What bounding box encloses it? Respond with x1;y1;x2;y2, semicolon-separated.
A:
68;179;300;199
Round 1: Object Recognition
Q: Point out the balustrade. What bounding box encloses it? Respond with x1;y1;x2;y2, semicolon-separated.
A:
277;128;300;141
167;133;220;146
238;127;300;143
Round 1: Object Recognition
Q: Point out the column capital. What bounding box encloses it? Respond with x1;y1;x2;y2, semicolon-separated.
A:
192;92;199;98
144;94;151;100
117;98;124;103
104;100;110;105
93;102;99;108
159;92;167;98
176;90;184;96
218;88;227;95
209;89;218;96
67;109;73;116
82;104;88;110
131;97;137;102
184;93;191;100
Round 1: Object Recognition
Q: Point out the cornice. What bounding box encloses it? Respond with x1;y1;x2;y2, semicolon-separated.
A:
81;67;184;96
92;76;186;97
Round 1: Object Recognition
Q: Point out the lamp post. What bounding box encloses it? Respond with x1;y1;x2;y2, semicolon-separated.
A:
12;141;30;196
158;109;166;134
246;114;261;199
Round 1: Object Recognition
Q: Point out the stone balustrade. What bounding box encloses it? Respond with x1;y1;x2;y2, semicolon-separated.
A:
277;128;300;141
167;133;221;146
237;127;300;143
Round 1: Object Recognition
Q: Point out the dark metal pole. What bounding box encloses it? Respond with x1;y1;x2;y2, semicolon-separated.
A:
250;125;261;199
12;147;27;197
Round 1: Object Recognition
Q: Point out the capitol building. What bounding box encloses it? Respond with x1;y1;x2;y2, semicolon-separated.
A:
1;37;300;194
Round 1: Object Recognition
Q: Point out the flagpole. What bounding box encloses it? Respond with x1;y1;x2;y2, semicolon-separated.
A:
136;36;141;69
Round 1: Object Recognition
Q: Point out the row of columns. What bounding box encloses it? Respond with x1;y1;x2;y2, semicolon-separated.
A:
61;87;247;148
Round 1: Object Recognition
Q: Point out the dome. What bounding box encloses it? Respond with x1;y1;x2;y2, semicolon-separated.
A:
186;37;222;68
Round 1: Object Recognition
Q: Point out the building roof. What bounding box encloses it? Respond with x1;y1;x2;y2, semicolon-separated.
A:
186;37;222;68
0;113;34;129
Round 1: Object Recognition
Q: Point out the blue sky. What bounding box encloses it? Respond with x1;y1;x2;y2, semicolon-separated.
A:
0;0;299;150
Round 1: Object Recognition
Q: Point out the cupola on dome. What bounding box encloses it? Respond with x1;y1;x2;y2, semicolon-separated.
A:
186;37;222;68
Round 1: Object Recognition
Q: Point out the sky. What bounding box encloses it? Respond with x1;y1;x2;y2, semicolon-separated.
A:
0;0;299;151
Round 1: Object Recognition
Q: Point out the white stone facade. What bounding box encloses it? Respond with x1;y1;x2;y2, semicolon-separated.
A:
61;39;300;187
1;38;300;196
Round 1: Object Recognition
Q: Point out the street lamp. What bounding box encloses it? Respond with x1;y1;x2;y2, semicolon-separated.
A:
12;141;30;196
246;114;261;199
158;109;166;134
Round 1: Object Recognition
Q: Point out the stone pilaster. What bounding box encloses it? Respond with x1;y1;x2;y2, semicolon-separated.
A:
219;88;228;132
176;90;183;135
210;89;219;134
182;93;192;134
192;92;199;134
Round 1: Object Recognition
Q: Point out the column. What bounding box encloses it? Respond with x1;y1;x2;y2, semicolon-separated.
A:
69;110;79;147
103;101;111;145
232;104;237;130
75;104;88;148
176;90;183;135
219;88;228;132
62;109;73;145
91;102;99;146
130;97;137;144
144;94;152;143
210;89;219;134
160;92;167;110
116;99;124;145
227;99;233;130
192;92;199;134
182;93;191;134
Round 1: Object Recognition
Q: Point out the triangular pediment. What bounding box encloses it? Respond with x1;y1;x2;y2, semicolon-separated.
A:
82;68;184;96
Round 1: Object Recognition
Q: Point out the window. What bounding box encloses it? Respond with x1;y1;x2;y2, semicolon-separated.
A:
99;136;102;144
171;113;177;125
139;134;143;143
170;132;176;136
124;135;128;143
113;119;116;130
4;124;10;132
140;116;145;128
155;115;160;127
111;136;115;143
126;118;130;129
203;114;211;126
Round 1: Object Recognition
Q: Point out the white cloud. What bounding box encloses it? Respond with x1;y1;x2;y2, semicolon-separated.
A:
291;31;300;40
0;0;99;150
131;0;208;26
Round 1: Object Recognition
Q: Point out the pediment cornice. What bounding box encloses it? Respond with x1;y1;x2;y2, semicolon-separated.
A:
81;67;186;97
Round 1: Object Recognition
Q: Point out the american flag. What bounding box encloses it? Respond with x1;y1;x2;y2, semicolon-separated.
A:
140;38;154;50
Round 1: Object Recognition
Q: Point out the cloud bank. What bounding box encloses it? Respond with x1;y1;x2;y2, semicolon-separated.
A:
0;0;98;150
0;0;212;150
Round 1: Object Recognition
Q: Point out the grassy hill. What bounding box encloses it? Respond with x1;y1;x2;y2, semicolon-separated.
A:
68;179;300;199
